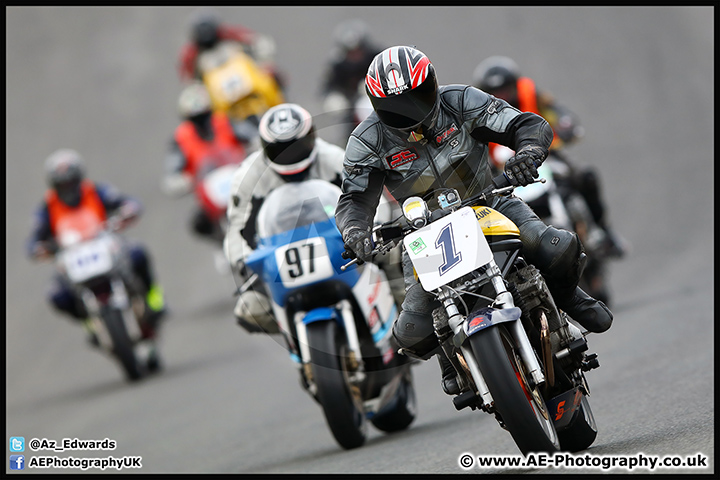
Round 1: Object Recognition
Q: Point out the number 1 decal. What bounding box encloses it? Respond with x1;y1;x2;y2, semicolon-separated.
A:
435;223;462;275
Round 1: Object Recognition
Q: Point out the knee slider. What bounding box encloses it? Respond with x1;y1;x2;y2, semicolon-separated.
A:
533;226;587;288
392;310;440;360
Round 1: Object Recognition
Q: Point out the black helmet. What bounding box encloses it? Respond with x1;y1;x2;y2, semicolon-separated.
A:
334;19;369;52
472;55;520;92
191;12;221;50
45;149;85;207
365;46;439;132
259;103;317;177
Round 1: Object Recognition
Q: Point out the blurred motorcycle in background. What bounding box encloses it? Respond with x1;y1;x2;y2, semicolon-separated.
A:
50;212;162;382
489;144;617;306
198;41;285;124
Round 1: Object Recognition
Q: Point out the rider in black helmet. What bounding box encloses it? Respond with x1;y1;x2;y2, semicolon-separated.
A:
336;46;613;396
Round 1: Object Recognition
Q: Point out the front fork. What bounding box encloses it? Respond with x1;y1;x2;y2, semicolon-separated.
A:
439;260;546;406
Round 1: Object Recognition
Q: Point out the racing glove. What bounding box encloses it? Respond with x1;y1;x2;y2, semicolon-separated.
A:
504;144;549;187
342;225;373;265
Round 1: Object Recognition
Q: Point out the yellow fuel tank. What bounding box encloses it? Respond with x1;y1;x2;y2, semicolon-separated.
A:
471;205;520;237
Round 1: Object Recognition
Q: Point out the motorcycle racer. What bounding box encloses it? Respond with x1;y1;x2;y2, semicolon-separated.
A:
224;103;402;334
335;46;613;396
163;82;257;243
321;19;384;129
177;9;285;91
28;149;167;342
472;55;627;260
178;10;284;86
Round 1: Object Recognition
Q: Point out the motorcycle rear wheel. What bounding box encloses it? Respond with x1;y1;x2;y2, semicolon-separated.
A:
469;325;560;455
306;320;367;449
101;306;143;381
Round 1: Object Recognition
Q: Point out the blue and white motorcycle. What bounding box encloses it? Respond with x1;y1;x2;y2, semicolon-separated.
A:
238;179;416;449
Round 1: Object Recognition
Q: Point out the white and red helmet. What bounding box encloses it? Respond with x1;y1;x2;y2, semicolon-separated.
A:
365;46;439;131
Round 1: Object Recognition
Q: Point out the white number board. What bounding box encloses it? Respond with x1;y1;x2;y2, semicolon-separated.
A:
403;207;493;291
63;237;114;284
275;236;334;288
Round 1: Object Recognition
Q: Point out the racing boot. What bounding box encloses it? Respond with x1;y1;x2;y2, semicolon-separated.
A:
437;352;461;395
81;318;100;348
554;285;613;333
142;284;167;339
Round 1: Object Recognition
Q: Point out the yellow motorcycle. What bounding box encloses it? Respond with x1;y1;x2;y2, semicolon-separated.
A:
198;41;284;122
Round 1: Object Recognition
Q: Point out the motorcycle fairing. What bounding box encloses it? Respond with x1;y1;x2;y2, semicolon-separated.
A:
202;46;284;121
196;163;238;221
350;261;398;344
246;218;361;308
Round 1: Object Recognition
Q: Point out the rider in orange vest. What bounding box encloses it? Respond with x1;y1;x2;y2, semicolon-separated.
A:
473;56;627;260
163;82;257;243
28;149;167;341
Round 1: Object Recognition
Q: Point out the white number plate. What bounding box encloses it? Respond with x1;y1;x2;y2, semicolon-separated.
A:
275;236;333;288
63;237;114;283
203;164;236;208
403;207;493;291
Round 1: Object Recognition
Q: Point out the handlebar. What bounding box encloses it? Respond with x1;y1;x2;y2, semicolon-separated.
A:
339;172;545;271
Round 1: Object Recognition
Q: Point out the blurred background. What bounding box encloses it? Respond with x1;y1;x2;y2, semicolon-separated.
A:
6;6;713;474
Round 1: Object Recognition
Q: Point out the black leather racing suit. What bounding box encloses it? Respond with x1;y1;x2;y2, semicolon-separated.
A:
335;84;610;359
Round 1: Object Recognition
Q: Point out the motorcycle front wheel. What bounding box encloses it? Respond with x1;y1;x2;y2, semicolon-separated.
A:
306;320;367;449
469;324;560;455
100;305;143;381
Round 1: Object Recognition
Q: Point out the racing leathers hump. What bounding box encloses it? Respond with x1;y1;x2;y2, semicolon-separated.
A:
335;84;554;234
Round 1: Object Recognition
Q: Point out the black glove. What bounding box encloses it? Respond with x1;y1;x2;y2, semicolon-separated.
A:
504;144;548;187
342;225;373;265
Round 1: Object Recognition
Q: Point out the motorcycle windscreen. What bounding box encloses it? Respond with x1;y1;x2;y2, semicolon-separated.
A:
404;207;493;292
256;179;342;238
247;180;361;306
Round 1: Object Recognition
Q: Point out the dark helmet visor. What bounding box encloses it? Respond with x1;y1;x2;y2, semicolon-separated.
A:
370;77;438;130
263;129;316;167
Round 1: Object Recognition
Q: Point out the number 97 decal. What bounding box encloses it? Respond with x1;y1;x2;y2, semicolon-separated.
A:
275;237;333;287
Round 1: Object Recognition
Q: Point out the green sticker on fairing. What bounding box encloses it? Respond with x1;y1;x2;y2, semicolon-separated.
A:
409;238;427;255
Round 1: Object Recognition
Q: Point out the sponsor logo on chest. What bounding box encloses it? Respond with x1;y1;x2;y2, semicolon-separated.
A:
386;146;419;169
435;123;459;146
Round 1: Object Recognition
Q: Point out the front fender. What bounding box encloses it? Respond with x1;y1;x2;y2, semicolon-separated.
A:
302;307;341;326
453;306;522;347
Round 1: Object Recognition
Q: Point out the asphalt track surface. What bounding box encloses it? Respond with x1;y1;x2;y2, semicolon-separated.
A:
6;6;714;475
